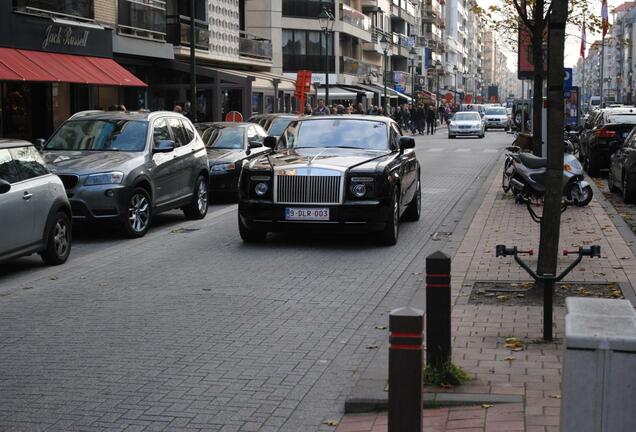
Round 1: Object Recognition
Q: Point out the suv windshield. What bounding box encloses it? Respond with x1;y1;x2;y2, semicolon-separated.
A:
607;114;636;124
288;119;388;150
269;118;294;136
486;107;507;115
454;113;480;121
46;120;148;152
203;127;244;149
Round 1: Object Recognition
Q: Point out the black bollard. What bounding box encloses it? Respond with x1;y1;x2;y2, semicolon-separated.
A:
425;251;451;369
388;307;424;432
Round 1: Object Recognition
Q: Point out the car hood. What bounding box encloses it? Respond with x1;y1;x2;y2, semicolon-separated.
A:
249;147;391;171
206;148;246;164
451;120;481;126
42;150;143;175
485;115;507;120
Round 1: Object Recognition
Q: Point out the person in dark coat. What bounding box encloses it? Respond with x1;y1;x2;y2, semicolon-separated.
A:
426;106;436;135
417;105;426;135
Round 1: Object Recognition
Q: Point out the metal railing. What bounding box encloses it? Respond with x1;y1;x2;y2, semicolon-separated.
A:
340;56;381;78
13;0;94;20
239;31;272;60
118;0;167;42
166;15;209;49
341;3;371;31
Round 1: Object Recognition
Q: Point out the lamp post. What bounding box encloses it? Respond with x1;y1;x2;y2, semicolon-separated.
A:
319;8;335;106
189;0;197;122
629;70;633;104
434;59;442;105
410;46;417;106
452;65;458;105
381;35;390;113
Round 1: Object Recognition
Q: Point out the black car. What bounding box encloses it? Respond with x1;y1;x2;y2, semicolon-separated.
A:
196;122;271;197
609;128;636;202
579;107;636;176
237;115;420;245
248;113;300;138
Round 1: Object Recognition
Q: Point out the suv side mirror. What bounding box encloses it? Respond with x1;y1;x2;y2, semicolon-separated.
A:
153;140;175;153
0;179;11;194
399;136;415;150
263;136;277;149
33;138;45;150
248;140;263;149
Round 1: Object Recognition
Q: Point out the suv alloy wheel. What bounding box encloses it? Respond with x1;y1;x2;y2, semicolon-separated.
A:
183;175;208;219
123;187;152;238
40;211;72;265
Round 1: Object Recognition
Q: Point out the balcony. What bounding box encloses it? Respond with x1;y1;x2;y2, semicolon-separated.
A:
167;15;209;50
341;3;372;31
340;56;381;78
282;0;334;19
391;0;416;25
283;54;334;74
13;0;94;20
239;31;272;60
118;0;166;42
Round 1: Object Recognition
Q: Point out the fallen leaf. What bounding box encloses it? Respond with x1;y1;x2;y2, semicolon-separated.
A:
366;344;379;350
431;232;440;241
484;293;496;297
440;383;453;389
548;394;561;399
375;325;387;330
496;295;509;301
49;276;58;280
322;419;339;426
384;383;389;392
504;357;516;361
516;293;525;298
504;337;524;351
521;282;533;288
481;404;494;409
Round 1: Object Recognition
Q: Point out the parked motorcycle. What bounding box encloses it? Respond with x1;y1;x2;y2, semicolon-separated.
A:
502;141;593;207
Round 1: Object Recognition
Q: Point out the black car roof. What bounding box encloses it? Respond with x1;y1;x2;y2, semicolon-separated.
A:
0;139;33;149
195;122;252;129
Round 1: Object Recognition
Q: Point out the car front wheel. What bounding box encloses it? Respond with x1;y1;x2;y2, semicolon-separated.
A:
183;175;209;219
378;187;400;246
238;215;267;242
122;187;152;238
40;211;72;265
403;179;421;221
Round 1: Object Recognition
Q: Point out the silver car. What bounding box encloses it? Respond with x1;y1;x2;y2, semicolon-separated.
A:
448;112;486;139
483;106;510;131
0;140;72;265
40;111;210;238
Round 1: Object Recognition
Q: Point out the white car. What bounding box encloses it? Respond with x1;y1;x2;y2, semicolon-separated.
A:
483;106;510;131
448;112;485;139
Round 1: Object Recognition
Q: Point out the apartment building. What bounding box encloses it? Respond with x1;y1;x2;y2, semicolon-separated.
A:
420;0;445;95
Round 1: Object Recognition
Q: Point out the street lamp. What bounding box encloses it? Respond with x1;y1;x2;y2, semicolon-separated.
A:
319;8;335;106
381;34;390;113
409;46;417;105
452;65;458;105
434;59;442;105
629;70;633;104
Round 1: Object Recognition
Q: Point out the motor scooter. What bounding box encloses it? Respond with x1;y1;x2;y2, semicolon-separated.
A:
502;141;593;206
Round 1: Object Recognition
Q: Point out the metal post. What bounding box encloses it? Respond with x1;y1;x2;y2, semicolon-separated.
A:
600;35;605;107
325;30;330;106
384;50;388;113
190;0;197;122
425;251;451;369
542;280;553;341
388;307;423;432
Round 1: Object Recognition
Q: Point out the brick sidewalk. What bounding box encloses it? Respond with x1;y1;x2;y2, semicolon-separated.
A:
336;165;636;432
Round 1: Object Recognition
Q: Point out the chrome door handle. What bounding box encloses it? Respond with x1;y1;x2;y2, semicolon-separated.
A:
23;192;33;200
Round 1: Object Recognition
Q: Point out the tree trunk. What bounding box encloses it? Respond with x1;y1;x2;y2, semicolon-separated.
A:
531;1;545;156
536;0;568;331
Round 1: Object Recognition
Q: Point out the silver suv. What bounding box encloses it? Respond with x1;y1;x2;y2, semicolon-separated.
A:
0;140;72;265
41;111;210;238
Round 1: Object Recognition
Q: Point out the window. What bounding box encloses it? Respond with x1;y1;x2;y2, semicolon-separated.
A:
153;118;172;146
288;120;389;150
46;120;148;152
118;0;167;41
282;29;333;73
0;149;20;184
9;146;49;181
13;0;94;20
282;0;334;18
181;119;196;143
167;118;187;147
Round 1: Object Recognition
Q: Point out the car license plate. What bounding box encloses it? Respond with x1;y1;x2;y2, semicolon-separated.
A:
285;208;330;221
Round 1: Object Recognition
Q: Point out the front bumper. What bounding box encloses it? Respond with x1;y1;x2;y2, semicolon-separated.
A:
485;120;509;128
67;184;130;222
238;199;391;233
450;129;481;136
209;171;239;194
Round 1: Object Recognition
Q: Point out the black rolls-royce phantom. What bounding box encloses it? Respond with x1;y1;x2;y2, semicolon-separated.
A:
237;115;421;245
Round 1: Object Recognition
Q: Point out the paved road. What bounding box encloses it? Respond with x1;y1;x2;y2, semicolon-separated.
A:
0;129;512;432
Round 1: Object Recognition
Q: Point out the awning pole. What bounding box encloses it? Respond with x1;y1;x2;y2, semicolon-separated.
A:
190;0;197;122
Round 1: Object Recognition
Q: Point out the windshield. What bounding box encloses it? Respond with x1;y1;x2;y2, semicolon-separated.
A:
203;127;244;149
454;113;481;121
268;118;293;136
46;120;148;152
607;114;636;124
486;107;507;115
288;119;388;150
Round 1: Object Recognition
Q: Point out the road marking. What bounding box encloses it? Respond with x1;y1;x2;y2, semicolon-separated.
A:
427;148;444;152
455;148;471;152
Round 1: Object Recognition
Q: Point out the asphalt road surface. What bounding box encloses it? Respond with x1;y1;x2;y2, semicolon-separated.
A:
0;128;512;432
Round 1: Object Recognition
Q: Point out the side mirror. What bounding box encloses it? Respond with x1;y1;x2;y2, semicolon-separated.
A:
33;138;45;150
249;140;263;149
0;179;11;194
153;140;175;153
398;136;415;150
263;136;277;149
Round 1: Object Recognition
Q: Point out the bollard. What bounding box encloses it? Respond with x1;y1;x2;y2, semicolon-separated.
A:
426;251;452;369
388;307;424;432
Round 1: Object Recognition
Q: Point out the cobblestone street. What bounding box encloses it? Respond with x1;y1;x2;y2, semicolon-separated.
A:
0;131;509;431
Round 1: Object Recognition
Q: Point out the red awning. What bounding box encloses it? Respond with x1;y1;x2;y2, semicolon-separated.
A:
0;48;147;87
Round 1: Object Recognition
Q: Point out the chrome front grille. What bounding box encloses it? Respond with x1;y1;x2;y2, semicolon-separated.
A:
276;175;342;204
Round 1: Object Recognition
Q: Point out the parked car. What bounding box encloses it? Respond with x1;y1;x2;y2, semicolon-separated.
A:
237;115;420;245
448;112;485;139
40;111;210;238
609;128;636;202
196;122;272;197
0;140;72;265
248;113;300;138
579;107;636;176
483;106;510;131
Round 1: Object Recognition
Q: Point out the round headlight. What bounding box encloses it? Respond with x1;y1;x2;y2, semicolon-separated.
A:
352;183;367;198
254;182;269;196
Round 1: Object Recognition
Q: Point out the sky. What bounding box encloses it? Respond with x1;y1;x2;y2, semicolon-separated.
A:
474;0;625;70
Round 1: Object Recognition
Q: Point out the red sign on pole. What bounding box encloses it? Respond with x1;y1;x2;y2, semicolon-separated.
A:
444;93;453;103
490;96;497;103
464;95;473;104
295;70;313;112
225;111;243;122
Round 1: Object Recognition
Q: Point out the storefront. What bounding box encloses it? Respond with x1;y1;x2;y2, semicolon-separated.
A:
0;6;146;140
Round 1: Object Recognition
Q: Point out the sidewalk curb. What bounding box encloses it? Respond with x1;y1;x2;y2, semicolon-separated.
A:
344;149;507;414
586;177;636;306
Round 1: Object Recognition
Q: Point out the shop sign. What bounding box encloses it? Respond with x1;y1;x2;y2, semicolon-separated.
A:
42;25;89;50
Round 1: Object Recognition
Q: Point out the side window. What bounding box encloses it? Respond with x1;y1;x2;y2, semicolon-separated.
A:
181;119;196;143
167;118;187;147
153;118;171;146
9;146;49;181
389;127;399;150
0;149;20;184
247;126;259;144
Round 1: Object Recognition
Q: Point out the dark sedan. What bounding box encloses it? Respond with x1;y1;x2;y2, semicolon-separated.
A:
196;122;271;198
237;116;421;245
608;128;636;202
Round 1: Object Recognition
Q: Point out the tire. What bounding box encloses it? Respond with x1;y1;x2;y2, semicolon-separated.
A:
623;173;636;203
238;215;267;242
40;211;72;265
122;187;152;238
568;184;593;207
378;187;400;246
502;159;513;193
403;178;421;221
183;175;209;219
608;168;617;192
479;133;485;139
505;127;510;132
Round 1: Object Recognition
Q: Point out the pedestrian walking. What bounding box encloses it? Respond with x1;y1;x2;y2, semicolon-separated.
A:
417;105;426;134
410;105;419;135
426;106;436;135
313;99;329;115
304;104;313;115
354;102;365;114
